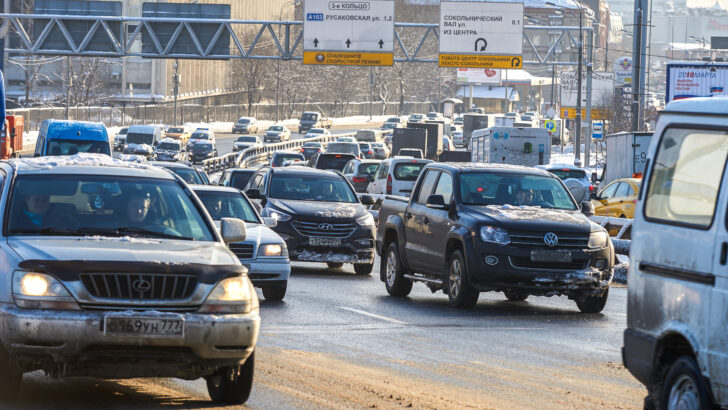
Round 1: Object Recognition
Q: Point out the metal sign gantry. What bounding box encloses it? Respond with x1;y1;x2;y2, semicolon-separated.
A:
0;13;592;67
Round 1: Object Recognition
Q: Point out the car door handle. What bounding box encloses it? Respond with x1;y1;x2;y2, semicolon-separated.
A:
721;242;727;265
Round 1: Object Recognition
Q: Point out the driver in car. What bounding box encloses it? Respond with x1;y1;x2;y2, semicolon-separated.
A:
514;187;535;206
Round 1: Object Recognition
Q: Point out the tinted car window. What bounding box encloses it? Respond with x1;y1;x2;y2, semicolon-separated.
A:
315;154;355;171
229;172;254;190
548;169;588;180
269;175;357;203
170;167;204;185
326;143;360;155
195;190;260;223
236;136;257;143
237;118;251;124
459;173;577;210
416;170;440;204
394;162;428;181
190;132;209;140
157;142;180;151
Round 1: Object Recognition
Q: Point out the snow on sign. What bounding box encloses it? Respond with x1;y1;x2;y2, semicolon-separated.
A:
303;0;395;66
439;1;523;69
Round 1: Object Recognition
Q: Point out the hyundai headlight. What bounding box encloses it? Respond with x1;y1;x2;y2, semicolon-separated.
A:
267;209;291;222
588;230;609;249
12;271;79;310
258;243;288;257
480;226;511;245
356;212;375;227
199;275;259;314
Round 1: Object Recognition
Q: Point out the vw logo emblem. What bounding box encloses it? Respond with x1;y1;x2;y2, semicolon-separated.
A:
543;232;559;247
132;279;152;293
319;223;333;231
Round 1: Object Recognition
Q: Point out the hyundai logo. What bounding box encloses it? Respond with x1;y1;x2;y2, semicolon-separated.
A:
319;223;334;231
132;279;152;293
543;232;559;247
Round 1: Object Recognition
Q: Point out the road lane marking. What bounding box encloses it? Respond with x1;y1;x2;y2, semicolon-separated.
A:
337;306;409;324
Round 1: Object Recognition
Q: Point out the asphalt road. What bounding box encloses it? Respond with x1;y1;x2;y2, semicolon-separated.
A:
10;257;646;409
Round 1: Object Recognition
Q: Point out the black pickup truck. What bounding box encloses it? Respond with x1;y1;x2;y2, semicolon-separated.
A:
376;163;614;312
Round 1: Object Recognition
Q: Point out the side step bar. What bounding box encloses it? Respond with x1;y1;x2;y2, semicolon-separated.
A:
404;274;443;285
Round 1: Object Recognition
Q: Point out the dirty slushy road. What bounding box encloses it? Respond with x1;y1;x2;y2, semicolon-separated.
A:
11;258;645;409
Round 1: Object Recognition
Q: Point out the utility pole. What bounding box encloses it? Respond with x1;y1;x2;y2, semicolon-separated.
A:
276;60;280;123
631;0;649;131
369;67;374;120
173;60;179;126
575;5;584;166
585;28;594;168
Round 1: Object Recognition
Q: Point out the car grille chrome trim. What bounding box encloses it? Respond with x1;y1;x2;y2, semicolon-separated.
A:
79;304;199;313
80;273;198;300
228;243;255;259
508;232;589;249
292;220;357;238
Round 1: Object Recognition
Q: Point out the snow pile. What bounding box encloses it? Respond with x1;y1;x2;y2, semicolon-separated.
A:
79;235;162;244
614;254;629;284
14;153;149;169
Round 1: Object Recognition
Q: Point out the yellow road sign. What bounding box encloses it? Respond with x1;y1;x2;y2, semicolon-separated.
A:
303;51;393;66
439;54;522;69
561;107;606;119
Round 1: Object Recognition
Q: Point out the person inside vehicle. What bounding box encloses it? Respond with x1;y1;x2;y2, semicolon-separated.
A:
202;196;223;220
126;191;152;224
514;187;534;206
16;194;51;229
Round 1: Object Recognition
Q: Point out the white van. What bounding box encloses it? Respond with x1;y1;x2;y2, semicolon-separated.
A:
624;97;728;409
367;157;432;197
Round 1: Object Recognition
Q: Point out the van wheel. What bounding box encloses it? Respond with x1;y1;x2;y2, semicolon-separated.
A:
0;347;21;401
383;242;412;297
660;355;713;410
206;352;255;405
262;282;287;301
327;262;344;269
575;288;609;313
354;263;373;276
447;250;479;309
504;291;528;302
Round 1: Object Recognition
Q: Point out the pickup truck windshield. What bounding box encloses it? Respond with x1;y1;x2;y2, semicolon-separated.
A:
7;175;214;240
195;191;260;223
269;175;357;203
47;139;110;156
126;132;154;145
459;173;577;210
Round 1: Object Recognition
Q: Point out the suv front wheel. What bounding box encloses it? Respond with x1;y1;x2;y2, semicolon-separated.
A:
206;352;255;405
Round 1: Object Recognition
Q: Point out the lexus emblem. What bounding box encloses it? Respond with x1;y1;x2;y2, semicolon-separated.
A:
319;223;333;231
543;232;559;247
132;279;152;293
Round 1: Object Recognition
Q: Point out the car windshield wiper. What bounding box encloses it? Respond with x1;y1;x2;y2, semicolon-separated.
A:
77;227;193;241
9;227;84;236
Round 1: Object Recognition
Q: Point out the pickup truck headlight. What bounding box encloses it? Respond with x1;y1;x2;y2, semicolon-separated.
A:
356;212;375;227
588;231;609;249
12;271;79;310
480;226;511;245
199;275;259;314
258;243;288;257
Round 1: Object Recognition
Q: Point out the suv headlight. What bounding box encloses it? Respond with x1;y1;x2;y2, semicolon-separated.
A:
258;243;288;257
356;212;375;227
267;209;291;222
199;275;259;314
588;231;609;249
12;271;79;310
480;226;511;245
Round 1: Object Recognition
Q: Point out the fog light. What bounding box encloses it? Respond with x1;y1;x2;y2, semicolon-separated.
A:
355;239;373;247
485;255;499;266
596;259;606;270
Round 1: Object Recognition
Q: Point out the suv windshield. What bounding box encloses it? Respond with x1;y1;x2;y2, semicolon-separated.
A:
7;175;214;240
394;162;427;181
316;154;355;171
157;142;180;151
459;172;577;210
195;191;260;223
126;132;154;145
301;113;317;121
269;175;357;203
547;169;588;181
236;136;257;143
169;167;203;185
192;144;213;152
47;139;110;156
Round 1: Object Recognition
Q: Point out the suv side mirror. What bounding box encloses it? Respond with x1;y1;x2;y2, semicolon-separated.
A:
360;194;376;206
581;201;595;217
245;188;262;199
426;194;448;210
220;217;247;243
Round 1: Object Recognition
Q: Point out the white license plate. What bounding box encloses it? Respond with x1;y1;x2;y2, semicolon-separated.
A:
104;316;184;337
530;250;573;263
309;237;341;246
402;191;411;197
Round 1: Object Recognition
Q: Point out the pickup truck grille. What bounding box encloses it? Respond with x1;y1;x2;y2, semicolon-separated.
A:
228;243;255;259
509;256;589;270
80;273;198;300
509;232;589;249
292;220;357;237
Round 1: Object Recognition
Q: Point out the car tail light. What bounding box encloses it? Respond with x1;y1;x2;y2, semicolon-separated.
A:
368;150;372;155
632;199;638;204
386;174;392;195
633;172;643;178
353;176;367;183
589;185;594;192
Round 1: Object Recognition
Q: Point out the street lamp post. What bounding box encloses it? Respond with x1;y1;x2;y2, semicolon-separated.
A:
173;60;179;126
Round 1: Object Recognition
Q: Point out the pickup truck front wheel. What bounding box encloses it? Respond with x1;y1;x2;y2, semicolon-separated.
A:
0;347;21;401
383;242;412;297
575;288;609;313
206;352;255;405
354;263;373;275
447;250;479;309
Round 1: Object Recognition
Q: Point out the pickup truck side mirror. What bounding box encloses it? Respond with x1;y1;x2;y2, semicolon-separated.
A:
581;201;595;217
245;188;262;199
360;194;376;206
426;194;448;210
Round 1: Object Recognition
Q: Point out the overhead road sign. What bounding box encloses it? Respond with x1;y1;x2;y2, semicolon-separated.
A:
33;0;122;53
438;1;523;69
303;0;395;66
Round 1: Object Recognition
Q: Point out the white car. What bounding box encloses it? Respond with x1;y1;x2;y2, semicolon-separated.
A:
305;128;331;138
264;125;291;142
187;129;215;150
233;135;263;152
452;131;464;147
367;157;433;197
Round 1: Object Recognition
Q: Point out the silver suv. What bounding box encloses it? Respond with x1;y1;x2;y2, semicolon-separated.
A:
0;154;259;405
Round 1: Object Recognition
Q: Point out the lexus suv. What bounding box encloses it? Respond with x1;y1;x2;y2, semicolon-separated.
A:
243;166;376;274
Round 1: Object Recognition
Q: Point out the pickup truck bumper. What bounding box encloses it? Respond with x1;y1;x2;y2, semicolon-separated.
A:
0;304;260;379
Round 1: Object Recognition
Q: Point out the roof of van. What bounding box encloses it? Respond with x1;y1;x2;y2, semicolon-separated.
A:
664;97;728;115
127;125;160;133
44;120;108;141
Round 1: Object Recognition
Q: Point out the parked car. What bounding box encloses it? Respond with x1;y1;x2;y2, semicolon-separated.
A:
153;138;186;162
188;141;218;163
113;127;128;152
35;120;111;157
193;186;290;300
370;142;390;159
186;129;215;150
264;125;291;142
308;152;358;172
408;113;425;123
244;166;376;274
367;157;432;197
358;142;374;159
376;162;613;311
535;164;594;205
270;151;305;168
452;131;464;147
590;178;641;219
305;128;331;138
165;126;191;144
326;142;361;158
343;159;381;193
397;148;424;159
623;97;728;409
0;155;258;404
220;168;256;191
300;141;325;160
233;135;263;152
233;117;259;134
148;161;210;185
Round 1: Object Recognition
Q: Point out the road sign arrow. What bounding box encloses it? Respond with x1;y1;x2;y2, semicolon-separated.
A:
313;38;319;47
378;39;384;49
345;38;351;48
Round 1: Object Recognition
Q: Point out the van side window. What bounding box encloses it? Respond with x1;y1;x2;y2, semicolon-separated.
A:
644;127;728;228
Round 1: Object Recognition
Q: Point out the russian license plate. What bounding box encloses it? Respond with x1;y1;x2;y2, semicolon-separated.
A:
309;237;341;246
104;316;184;337
530;250;573;263
402;191;411;197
